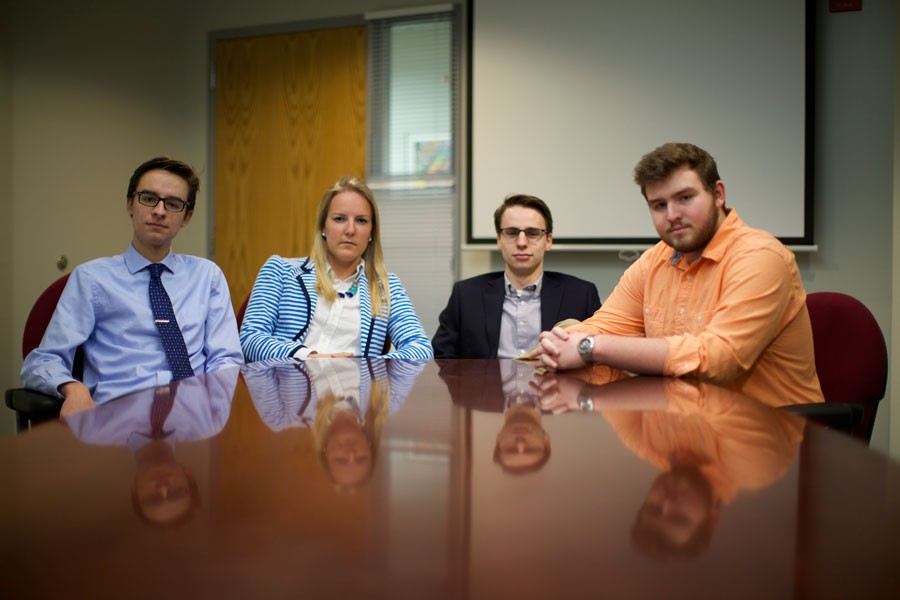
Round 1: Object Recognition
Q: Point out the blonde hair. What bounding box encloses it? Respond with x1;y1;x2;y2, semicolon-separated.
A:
313;376;391;487
311;176;390;315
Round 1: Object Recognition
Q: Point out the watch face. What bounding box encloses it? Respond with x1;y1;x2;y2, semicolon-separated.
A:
578;336;593;363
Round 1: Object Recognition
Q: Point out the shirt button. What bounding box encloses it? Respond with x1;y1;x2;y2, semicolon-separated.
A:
679;307;686;315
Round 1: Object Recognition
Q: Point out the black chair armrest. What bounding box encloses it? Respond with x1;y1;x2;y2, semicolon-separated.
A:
778;402;863;436
5;387;64;432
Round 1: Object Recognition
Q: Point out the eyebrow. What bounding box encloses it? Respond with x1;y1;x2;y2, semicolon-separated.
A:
646;186;697;204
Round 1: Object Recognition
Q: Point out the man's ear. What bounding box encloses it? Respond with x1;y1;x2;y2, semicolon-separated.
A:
714;181;726;209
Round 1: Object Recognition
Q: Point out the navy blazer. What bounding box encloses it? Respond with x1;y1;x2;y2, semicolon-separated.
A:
431;271;601;359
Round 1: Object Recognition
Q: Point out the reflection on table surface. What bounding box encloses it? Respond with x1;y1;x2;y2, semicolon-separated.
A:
2;359;899;598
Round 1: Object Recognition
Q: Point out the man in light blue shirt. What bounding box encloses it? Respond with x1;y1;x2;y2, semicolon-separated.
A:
21;156;244;417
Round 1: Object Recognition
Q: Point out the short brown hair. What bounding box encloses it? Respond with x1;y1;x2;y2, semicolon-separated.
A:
633;143;721;199
127;156;200;212
493;194;553;234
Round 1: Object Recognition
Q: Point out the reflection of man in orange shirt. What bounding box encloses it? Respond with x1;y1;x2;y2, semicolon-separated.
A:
606;377;804;559
535;370;804;558
528;143;823;406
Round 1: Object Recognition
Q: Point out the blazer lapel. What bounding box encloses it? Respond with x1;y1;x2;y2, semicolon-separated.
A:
540;273;563;331
484;275;505;358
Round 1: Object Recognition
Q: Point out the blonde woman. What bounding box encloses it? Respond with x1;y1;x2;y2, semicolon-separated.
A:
240;176;433;362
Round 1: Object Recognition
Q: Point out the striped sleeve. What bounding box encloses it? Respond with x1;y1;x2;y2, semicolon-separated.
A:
381;273;434;360
240;256;305;362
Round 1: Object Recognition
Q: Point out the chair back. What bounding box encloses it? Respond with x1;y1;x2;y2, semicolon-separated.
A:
806;292;887;443
237;293;251;329
21;273;84;378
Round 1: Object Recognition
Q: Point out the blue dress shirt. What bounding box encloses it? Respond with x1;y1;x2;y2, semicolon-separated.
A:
21;244;244;404
64;367;239;449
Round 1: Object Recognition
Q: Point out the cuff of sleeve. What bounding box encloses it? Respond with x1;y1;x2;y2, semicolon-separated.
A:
55;379;80;399
292;346;313;360
663;336;701;376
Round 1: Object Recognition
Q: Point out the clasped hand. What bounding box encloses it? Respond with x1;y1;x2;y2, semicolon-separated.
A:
520;326;589;371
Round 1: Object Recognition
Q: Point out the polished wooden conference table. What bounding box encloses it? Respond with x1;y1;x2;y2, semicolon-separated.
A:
2;358;899;599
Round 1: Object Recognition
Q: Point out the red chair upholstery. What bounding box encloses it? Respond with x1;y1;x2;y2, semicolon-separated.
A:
5;274;82;431
237;292;251;329
805;292;888;443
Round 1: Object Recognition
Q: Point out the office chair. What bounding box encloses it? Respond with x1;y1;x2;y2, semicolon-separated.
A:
5;274;80;432
779;292;888;444
237;292;251;329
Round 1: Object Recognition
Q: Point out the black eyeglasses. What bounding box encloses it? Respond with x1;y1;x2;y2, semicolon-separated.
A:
135;191;191;213
499;227;547;241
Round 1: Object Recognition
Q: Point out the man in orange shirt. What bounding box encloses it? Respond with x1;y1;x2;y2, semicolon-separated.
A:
527;143;823;404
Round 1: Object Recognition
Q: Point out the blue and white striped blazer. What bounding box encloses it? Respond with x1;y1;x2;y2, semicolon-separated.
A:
240;255;433;362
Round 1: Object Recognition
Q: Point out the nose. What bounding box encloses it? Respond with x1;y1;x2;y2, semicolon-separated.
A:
516;439;526;454
516;231;528;247
155;481;170;499
665;203;682;222
151;200;168;217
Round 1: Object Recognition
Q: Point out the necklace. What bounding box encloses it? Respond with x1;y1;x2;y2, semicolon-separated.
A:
337;280;359;299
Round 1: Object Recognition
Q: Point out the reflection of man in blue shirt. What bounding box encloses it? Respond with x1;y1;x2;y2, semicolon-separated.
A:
21;157;244;417
65;367;238;527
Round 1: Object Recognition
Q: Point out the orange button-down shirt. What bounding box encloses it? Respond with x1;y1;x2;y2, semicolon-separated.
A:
575;210;823;405
604;379;805;504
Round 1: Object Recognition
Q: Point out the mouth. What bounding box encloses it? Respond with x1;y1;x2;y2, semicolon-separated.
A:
668;224;689;235
147;222;167;230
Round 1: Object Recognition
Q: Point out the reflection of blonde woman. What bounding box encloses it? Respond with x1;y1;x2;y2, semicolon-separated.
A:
313;374;390;488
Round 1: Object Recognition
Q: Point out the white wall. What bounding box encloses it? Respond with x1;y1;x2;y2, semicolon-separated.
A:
5;0;898;457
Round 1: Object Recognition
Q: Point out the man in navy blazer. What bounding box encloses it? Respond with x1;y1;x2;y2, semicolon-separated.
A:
433;194;601;358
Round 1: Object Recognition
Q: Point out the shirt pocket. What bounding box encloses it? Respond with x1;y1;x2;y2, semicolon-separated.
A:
642;304;668;337
643;304;714;337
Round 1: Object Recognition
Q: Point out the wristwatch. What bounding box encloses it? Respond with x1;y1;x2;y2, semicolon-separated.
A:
577;389;594;412
577;335;595;365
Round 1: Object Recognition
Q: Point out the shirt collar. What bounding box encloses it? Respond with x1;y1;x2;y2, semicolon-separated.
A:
504;272;543;296
125;243;177;275
326;259;365;284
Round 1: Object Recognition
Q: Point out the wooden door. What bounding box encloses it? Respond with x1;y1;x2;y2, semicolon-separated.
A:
212;25;370;527
214;26;367;310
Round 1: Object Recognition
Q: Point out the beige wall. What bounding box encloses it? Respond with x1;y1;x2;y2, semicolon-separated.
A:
4;0;899;457
893;1;900;459
1;0;13;434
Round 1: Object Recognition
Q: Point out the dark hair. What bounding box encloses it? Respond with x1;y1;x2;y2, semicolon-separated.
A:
630;467;717;561
633;143;721;199
493;194;553;234
126;156;200;212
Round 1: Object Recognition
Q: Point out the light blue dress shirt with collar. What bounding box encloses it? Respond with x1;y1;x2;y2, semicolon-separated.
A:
21;244;244;404
497;273;543;359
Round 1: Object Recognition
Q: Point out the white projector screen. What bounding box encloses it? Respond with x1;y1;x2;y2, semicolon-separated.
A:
468;0;812;247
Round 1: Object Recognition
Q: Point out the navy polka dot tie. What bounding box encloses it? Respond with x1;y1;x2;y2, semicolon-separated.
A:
150;383;177;439
148;263;194;380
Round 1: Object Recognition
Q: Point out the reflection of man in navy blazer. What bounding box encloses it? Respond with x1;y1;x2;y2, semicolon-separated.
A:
433;194;601;358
